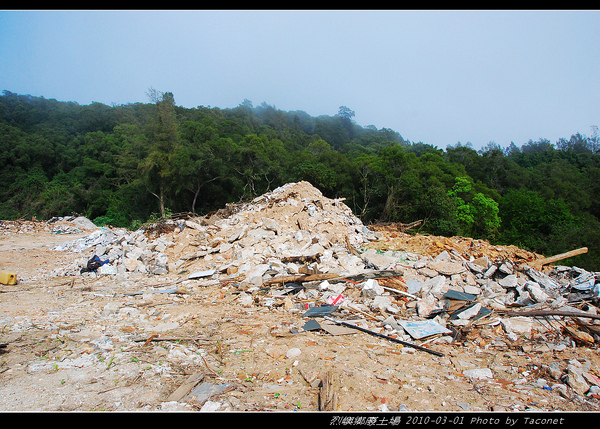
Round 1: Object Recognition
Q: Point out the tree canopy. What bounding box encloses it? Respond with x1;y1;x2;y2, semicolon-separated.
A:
1;89;599;271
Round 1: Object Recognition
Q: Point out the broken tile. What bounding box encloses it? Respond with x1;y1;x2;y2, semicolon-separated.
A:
397;319;452;340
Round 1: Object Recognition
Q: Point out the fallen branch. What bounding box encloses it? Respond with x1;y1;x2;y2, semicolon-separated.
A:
563;325;595;344
280;255;320;264
342;270;405;282
124;286;187;296
0;288;33;294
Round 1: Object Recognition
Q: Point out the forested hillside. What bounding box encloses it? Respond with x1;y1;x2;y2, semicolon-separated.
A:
1;89;599;271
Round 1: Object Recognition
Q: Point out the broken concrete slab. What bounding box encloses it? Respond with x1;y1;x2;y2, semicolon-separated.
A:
498;274;519;288
184;382;233;403
524;281;552;303
463;368;493;380
361;250;398;270
565;365;590;395
501;316;534;336
427;261;466;276
188;269;217;279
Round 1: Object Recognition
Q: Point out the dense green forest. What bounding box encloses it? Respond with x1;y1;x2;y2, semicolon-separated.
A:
1;89;600;271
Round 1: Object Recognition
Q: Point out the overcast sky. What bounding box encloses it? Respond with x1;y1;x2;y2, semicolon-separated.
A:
1;9;598;149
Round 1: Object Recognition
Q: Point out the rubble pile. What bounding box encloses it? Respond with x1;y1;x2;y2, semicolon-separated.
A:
175;180;381;282
51;181;600;352
0;216;95;235
53;226;176;276
53;181;381;280
3;181;600;411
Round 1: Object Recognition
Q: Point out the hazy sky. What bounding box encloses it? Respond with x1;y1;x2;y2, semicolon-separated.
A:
1;9;599;149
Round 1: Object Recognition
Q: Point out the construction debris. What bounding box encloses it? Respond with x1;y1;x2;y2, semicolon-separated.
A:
1;181;600;412
43;181;600;353
8;181;600;351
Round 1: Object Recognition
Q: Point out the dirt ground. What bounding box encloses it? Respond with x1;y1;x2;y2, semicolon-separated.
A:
1;224;600;414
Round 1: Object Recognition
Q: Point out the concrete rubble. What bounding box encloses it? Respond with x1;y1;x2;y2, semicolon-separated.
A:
49;182;600;345
2;181;600;411
50;181;381;279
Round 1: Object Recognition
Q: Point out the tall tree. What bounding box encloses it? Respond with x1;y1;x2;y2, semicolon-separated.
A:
140;88;180;218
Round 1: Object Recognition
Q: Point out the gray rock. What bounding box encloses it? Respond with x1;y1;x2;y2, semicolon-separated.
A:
483;265;497;279
498;274;519;288
457;402;472;410
466;261;485;273
417;267;439;278
286;347;302;359
463;368;493;380
150;265;168;275
416;295;442;318
71;216;98;230
455;303;482;320
261;217;280;233
422;275;448;298
362;251;398;270
370;295;399;314
406;279;423;295
498;262;514;275
427;260;466;276
238;293;254;307
361;279;384;297
462;285;481;295
501;316;533;336
434;250;452;261
525;281;551;303
524;266;560;290
482;280;504;298
546;362;564;380
565;365;590;395
98;264;118;275
587;386;600;396
551;383;569;398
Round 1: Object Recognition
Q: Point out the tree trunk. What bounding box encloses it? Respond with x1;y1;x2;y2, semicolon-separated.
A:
380;185;396;222
159;184;165;218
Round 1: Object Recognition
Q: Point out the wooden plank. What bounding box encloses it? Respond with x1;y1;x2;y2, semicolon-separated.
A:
167;372;205;402
318;370;338;411
531;247;588;269
264;273;339;285
499;309;600;321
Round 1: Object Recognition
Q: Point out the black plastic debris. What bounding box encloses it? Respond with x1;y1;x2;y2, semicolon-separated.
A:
302;319;322;331
302;305;339;318
80;255;109;274
444;289;477;302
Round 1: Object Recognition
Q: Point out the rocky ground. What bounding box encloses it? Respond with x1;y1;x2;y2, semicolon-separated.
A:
1;181;600;414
